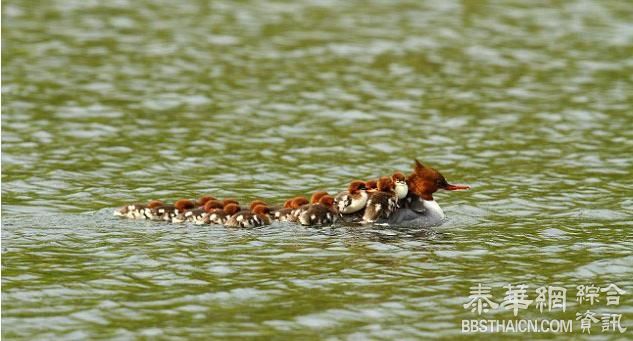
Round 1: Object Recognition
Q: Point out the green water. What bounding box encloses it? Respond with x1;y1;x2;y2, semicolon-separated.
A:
2;0;632;339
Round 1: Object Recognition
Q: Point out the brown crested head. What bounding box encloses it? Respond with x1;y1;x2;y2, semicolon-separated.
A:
319;195;334;208
174;199;196;211
249;200;268;210
223;198;239;206
223;203;241;215
407;160;470;200
291;197;309;208
204;200;224;212
392;172;406;183
377;176;394;193
196;195;216;206
252;204;271;216
348;180;368;194
283;199;293;208
147;200;164;209
310;191;329;204
365;179;378;191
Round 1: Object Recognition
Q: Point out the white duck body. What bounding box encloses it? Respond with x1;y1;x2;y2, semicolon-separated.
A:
381;196;446;227
333;190;368;214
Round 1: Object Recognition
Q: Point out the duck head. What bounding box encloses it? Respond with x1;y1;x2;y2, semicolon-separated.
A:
406;160;470;200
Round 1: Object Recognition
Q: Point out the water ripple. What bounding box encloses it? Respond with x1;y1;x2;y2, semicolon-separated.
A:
3;0;633;339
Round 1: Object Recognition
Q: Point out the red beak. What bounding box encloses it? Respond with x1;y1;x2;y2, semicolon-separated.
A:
444;184;470;191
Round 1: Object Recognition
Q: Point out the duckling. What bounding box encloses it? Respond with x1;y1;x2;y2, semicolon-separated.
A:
225;204;271;228
274;196;309;221
362;176;399;223
195;195;217;208
365;179;378;193
289;191;329;222
333;180;368;215
114;200;164;219
146;199;194;222
249;200;268;211
391;172;408;200
183;200;223;224
222;198;239;207
270;198;293;220
170;199;197;223
204;203;241;225
299;195;337;226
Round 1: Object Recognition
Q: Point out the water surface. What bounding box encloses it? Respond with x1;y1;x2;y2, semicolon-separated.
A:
2;0;632;339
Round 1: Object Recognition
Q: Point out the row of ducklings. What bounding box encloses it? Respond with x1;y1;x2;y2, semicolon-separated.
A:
115;172;408;228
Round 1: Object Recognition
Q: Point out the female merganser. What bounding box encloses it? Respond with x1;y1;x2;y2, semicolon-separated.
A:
333;180;368;215
225;204;271;228
391;172;408;200
204;203;241;225
274;196;309;221
299;195;336;226
362;176;399;223
385;160;469;227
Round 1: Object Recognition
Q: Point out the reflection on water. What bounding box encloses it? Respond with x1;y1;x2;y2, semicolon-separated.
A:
2;0;632;339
